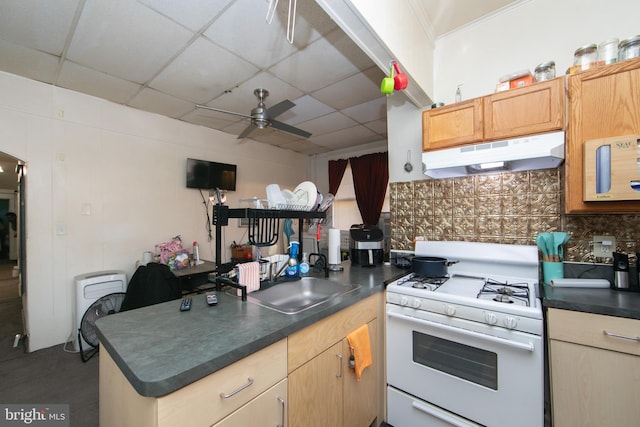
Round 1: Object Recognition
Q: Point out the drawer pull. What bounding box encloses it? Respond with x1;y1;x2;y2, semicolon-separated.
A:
603;330;640;342
220;377;254;398
336;354;343;378
277;396;285;427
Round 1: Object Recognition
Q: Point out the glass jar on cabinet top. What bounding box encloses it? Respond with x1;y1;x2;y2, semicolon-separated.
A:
572;44;598;73
619;35;640;61
534;61;556;82
598;38;619;65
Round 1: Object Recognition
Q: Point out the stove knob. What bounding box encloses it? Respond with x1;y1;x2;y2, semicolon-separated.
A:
400;296;409;306
485;312;498;325
445;305;456;316
504;316;518;329
411;298;421;308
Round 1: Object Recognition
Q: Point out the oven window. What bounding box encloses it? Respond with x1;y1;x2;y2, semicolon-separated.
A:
413;331;498;390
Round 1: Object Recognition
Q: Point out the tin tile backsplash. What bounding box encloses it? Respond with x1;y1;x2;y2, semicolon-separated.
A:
389;169;640;263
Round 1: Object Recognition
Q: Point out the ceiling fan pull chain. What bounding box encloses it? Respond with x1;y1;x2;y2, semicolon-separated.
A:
265;0;278;24
286;0;297;44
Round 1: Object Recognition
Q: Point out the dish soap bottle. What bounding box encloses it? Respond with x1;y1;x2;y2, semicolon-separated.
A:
299;252;310;275
285;241;300;277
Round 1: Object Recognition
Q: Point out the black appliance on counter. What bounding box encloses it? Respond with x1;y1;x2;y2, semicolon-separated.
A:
612;252;630;289
349;224;384;267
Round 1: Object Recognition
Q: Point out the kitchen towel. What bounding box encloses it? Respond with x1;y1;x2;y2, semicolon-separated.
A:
236;261;260;296
346;324;372;381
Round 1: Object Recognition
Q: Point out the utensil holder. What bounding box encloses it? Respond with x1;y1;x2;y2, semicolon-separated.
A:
542;262;564;285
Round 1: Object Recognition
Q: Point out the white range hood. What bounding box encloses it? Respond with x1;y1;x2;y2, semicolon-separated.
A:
422;131;565;179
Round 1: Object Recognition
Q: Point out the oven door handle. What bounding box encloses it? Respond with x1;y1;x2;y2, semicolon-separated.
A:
411;400;477;427
387;311;535;352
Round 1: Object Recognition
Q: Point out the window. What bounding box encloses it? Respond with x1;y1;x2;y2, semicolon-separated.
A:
332;163;389;230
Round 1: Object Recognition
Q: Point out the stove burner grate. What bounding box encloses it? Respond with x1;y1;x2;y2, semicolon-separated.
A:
396;273;448;291
478;278;530;306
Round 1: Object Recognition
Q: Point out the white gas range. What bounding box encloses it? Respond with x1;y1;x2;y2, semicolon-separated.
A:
386;241;544;427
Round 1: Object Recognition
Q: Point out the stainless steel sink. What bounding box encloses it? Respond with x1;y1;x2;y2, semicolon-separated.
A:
246;277;360;314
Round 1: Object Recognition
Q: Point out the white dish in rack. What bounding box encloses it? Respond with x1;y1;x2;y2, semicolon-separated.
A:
293;181;317;210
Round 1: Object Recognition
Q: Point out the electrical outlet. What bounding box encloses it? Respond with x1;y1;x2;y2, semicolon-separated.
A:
593;235;616;258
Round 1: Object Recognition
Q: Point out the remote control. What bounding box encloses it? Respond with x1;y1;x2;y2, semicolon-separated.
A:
206;292;218;306
179;297;192;311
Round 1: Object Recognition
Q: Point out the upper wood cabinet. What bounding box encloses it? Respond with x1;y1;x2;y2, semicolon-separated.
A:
422;78;564;152
565;58;640;213
483;78;564;140
422;98;483;150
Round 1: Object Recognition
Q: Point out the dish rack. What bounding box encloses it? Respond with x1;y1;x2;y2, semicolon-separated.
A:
212;205;325;300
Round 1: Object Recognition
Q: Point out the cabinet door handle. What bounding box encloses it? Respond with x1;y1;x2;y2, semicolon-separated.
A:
277;396;285;427
220;377;254;398
336;354;343;378
603;330;640;342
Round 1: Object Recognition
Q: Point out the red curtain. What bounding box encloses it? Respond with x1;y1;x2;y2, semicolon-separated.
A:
349;152;388;225
328;158;348;196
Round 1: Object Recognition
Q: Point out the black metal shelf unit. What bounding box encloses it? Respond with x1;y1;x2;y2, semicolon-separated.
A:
212;205;325;300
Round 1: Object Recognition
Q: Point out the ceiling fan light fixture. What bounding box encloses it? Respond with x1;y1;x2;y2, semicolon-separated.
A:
195;88;310;139
254;119;269;129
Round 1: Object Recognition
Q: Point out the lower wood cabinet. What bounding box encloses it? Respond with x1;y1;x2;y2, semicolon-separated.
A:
287;294;381;427
212;379;287;427
342;321;378;427
99;293;383;427
99;338;287;427
289;341;343;427
547;308;640;426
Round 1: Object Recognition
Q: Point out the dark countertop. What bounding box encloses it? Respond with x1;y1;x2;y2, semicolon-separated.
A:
540;285;640;319
95;262;405;398
539;262;640;319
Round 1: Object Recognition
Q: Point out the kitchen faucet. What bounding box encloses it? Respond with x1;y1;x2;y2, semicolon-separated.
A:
309;253;329;278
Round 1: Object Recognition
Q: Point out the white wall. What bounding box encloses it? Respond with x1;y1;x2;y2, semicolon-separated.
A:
434;0;640;104
387;91;425;183
316;0;433;107
0;71;308;351
387;0;640;183
347;0;434;103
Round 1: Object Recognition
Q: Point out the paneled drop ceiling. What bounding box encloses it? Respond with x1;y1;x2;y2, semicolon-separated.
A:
0;0;519;157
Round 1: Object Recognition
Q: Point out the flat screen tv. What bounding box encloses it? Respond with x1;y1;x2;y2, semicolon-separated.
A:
186;158;237;191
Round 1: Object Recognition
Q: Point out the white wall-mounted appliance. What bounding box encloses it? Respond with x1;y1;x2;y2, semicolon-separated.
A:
423;131;565;178
73;270;127;352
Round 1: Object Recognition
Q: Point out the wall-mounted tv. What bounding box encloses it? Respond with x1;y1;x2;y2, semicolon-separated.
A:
186;158;237;191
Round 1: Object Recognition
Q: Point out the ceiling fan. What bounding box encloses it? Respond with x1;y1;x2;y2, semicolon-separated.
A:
196;88;311;139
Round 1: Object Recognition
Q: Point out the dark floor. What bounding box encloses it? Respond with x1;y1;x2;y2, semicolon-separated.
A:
0;261;98;427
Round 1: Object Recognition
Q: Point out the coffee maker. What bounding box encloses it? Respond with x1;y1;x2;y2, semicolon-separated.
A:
349;224;384;267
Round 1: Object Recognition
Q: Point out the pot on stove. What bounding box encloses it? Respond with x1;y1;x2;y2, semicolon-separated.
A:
411;256;458;277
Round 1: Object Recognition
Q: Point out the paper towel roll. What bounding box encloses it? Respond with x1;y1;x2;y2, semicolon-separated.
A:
549;278;610;288
328;228;341;265
142;251;153;266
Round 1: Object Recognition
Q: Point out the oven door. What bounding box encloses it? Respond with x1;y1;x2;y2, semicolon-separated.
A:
386;304;543;427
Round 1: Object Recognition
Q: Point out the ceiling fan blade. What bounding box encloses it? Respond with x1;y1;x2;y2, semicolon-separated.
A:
266;99;295;118
237;123;258;139
195;104;254;120
271;120;312;138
